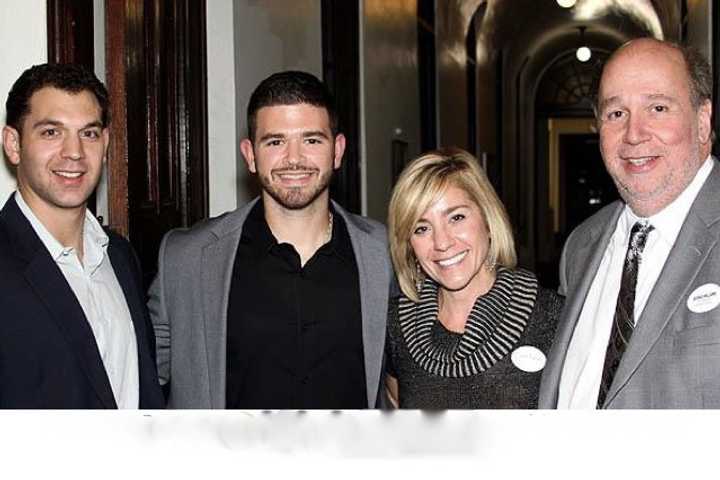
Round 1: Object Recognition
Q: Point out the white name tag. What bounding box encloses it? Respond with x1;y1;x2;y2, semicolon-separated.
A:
511;346;546;373
687;283;720;313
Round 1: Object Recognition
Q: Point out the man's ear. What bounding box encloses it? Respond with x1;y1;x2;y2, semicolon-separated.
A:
333;133;346;170
101;128;110;165
240;138;257;173
2;126;21;166
697;99;713;145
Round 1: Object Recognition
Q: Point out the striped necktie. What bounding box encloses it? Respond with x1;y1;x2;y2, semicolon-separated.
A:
597;221;654;408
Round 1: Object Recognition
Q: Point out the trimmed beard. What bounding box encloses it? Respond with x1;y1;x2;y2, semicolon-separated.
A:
258;166;334;210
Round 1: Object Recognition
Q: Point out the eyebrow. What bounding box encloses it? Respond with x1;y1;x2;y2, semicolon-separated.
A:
257;132;285;143
598;93;679;112
416;203;472;222
31;119;104;130
302;130;330;139
257;130;331;143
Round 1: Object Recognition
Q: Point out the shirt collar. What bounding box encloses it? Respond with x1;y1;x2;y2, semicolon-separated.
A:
620;155;714;246
240;200;354;262
14;191;109;272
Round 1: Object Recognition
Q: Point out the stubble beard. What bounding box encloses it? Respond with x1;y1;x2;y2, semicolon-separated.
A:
259;168;334;210
611;141;702;217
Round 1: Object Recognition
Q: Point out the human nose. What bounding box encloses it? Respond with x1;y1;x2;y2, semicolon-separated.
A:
622;112;650;145
432;224;454;251
61;133;84;161
287;137;301;165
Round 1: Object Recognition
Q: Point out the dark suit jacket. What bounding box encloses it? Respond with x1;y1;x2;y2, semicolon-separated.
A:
0;195;164;408
540;158;720;408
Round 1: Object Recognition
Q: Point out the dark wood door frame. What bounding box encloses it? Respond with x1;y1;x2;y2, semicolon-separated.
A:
47;0;95;68
105;0;208;284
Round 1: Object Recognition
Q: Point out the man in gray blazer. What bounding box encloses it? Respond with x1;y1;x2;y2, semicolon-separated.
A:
149;71;392;408
539;38;720;408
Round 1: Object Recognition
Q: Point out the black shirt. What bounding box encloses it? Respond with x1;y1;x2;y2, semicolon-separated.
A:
226;202;366;409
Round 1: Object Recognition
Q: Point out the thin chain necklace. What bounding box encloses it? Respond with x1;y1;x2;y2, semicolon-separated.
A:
325;211;334;244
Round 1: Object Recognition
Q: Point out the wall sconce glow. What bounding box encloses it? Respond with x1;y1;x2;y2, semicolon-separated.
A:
576;46;592;62
557;0;577;8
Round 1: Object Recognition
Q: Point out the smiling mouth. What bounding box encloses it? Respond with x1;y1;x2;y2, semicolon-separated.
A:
54;170;84;179
436;251;467;267
276;171;315;179
622;156;658;167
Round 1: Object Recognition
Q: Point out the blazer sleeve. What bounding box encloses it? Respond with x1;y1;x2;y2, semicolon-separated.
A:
558;228;577;297
148;230;172;386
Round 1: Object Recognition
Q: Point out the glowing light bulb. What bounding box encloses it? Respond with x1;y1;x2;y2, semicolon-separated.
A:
557;0;577;7
576;46;591;62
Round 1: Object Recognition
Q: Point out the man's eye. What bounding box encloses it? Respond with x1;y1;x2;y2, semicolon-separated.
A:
41;128;59;137
652;105;668;113
306;138;322;145
82;130;101;139
606;110;624;121
266;139;283;147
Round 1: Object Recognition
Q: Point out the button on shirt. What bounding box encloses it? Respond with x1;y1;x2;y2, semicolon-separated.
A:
226;202;366;409
15;192;139;409
558;157;714;409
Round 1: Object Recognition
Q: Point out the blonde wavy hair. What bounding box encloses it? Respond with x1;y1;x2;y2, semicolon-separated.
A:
388;148;517;302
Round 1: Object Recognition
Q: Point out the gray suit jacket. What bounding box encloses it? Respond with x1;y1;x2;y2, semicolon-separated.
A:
148;198;392;408
539;158;720;408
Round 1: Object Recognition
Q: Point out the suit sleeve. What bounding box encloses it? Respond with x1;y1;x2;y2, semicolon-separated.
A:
558;228;576;297
148;231;172;386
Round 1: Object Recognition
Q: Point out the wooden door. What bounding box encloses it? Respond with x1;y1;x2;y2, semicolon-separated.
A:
105;0;208;285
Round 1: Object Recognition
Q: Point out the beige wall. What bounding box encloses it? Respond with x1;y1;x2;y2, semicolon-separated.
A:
231;0;323;210
0;1;47;206
362;0;421;222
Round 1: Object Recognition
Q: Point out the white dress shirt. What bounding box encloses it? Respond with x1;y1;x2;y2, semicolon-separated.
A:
557;156;714;409
15;192;139;409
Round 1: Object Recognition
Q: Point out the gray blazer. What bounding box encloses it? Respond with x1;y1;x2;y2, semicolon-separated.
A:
539;158;720;408
149;198;392;408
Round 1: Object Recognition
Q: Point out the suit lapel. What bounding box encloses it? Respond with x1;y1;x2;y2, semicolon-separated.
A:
200;212;249;409
541;203;622;407
1;195;119;409
107;242;147;352
606;161;720;406
107;240;159;407
335;203;389;408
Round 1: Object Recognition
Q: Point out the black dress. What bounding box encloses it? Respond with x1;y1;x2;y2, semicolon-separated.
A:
386;268;563;409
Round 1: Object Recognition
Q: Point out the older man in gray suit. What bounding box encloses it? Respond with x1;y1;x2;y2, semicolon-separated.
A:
149;71;391;408
539;38;720;408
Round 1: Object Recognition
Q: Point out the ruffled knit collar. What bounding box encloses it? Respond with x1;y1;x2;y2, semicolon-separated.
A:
398;267;538;377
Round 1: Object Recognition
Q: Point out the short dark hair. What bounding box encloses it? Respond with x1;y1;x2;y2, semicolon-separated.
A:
246;70;338;141
5;63;110;133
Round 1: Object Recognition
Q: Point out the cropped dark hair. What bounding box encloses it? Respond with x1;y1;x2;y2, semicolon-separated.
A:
5;63;110;133
246;70;338;141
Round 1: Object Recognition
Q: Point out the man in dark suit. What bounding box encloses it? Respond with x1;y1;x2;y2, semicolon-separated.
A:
539;38;720;408
0;63;163;408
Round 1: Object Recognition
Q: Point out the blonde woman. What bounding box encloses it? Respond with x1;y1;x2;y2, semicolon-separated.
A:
385;148;563;408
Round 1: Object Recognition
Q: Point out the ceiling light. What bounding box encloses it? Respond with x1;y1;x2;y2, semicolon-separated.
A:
557;0;577;8
575;25;592;62
576;46;592;62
